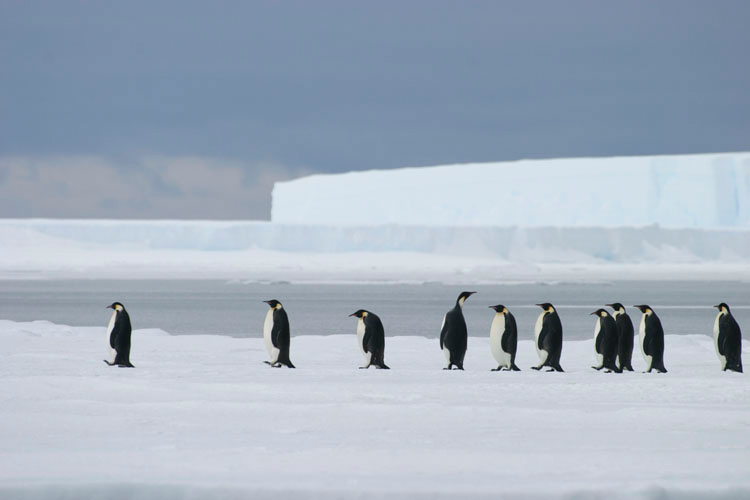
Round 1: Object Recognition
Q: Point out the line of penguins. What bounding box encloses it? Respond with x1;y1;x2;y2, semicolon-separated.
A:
103;291;744;373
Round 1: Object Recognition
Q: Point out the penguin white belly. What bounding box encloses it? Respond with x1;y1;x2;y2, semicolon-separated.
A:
534;312;547;363
490;314;510;367
356;319;372;365
106;310;117;361
713;313;726;370
593;319;603;365
263;309;280;363
639;316;651;370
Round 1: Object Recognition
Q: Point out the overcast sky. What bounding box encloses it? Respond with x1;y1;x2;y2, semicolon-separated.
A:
1;0;749;219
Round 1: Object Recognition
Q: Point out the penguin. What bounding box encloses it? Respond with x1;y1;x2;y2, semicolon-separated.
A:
103;302;134;368
349;309;389;369
488;305;520;371
713;303;743;373
439;291;476;370
590;309;621;373
262;300;295;368
531;303;564;372
606;303;634;372
634;305;667;373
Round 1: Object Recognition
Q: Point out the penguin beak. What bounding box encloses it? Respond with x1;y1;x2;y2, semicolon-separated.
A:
604;304;614;308
590;311;597;315
348;312;357;317
713;304;720;309
106;305;113;309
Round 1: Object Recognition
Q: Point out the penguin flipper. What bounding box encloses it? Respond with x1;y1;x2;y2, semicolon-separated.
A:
511;363;521;371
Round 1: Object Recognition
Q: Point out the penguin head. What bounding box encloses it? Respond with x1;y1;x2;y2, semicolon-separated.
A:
106;302;125;312
263;299;283;310
714;303;730;314
605;302;625;313
633;304;652;315
488;304;509;314
349;309;369;319
591;308;609;317
456;291;476;306
535;303;555;313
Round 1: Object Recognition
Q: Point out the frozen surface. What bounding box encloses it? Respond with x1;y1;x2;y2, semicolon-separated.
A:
272;152;750;227
2;219;750;282
0;319;748;499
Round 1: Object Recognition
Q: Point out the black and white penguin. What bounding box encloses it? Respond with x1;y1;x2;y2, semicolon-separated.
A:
439;291;476;370
488;305;520;371
104;302;134;368
713;303;743;373
634;305;667;373
591;309;621;373
262;299;295;368
531;303;564;372
349;309;389;369
606;303;634;372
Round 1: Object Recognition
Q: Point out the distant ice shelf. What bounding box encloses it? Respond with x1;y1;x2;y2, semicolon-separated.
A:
271;152;750;228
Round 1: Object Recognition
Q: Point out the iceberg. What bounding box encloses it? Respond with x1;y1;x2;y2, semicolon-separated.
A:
271;152;750;228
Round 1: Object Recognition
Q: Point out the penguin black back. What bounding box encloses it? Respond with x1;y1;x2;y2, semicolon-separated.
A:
634;305;667;373
263;299;295;368
488;305;520;371
591;309;621;373
439;291;475;370
607;303;634;372
104;302;134;368
349;309;389;369
714;303;743;373
532;303;564;372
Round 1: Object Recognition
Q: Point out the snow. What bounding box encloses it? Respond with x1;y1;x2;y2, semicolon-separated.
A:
271;152;750;228
1;319;748;498
2;219;750;282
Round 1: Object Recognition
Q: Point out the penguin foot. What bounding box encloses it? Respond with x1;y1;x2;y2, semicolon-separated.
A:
545;368;556;372
592;365;603;371
511;364;521;371
359;366;369;369
531;366;542;371
263;361;273;365
103;360;115;366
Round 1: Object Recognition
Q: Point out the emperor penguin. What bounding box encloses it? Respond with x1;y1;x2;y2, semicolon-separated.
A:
104;302;135;368
634;305;667;373
606;303;634;372
262;300;295;368
531;303;564;372
440;291;476;370
488;305;520;371
713;303;743;373
590;309;621;373
349;309;389;369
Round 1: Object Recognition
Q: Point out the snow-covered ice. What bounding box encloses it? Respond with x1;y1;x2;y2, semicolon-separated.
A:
272;152;750;228
2;219;750;282
1;319;748;499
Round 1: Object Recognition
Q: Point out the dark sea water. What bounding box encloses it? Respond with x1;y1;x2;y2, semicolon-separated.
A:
0;280;748;341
